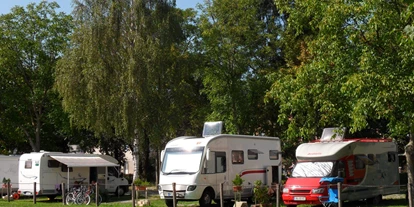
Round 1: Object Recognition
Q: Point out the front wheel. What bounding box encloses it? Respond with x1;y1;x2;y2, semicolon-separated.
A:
199;189;214;207
116;186;125;196
65;193;76;205
368;195;382;205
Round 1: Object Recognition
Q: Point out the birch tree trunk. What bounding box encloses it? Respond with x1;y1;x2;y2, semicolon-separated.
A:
133;137;140;180
406;132;414;207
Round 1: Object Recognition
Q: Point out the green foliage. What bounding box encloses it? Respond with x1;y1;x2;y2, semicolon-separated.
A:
253;180;271;205
133;178;151;187
0;1;73;152
269;0;414;140
198;0;286;136
2;177;10;184
232;174;244;186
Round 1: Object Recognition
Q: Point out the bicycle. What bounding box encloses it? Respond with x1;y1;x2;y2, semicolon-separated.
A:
65;185;91;205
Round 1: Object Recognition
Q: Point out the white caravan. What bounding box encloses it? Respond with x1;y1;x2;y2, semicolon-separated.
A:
158;122;282;207
0;155;20;194
282;128;400;206
18;151;129;198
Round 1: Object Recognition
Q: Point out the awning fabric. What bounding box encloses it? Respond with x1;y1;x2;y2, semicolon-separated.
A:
50;155;118;167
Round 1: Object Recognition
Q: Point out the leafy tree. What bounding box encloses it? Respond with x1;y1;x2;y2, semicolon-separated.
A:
270;0;414;203
0;1;73;152
55;0;202;181
198;0;285;136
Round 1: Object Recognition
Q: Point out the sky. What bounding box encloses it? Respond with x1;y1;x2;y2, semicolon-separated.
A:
0;0;204;15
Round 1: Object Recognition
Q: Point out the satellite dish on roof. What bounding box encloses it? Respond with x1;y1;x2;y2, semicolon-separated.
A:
68;145;81;153
203;121;223;137
320;127;346;141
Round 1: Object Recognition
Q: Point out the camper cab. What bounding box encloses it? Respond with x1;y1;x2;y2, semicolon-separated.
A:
18;151;129;198
0;155;20;194
158;122;282;207
282;128;400;206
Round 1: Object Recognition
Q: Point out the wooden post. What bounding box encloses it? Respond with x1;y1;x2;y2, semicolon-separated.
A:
409;183;413;207
62;183;66;205
276;183;280;207
173;182;176;207
7;181;10;202
132;183;136;207
95;183;99;206
337;182;342;207
220;182;224;207
33;182;36;204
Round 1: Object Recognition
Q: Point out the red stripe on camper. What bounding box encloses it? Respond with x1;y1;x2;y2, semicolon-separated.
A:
240;170;266;176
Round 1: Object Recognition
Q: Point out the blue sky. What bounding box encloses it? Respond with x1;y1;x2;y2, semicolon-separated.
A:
0;0;204;15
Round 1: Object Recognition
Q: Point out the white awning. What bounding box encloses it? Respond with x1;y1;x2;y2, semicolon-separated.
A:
50;155;118;167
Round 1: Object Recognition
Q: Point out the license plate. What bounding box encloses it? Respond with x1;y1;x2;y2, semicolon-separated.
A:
293;197;306;201
164;192;185;198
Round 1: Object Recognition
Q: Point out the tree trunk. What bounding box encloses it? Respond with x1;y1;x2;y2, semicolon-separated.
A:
142;130;150;179
156;148;159;185
133;137;140;181
406;133;414;207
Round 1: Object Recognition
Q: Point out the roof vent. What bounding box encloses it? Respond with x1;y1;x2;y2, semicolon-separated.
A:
320;127;346;141
68;145;82;153
202;121;223;137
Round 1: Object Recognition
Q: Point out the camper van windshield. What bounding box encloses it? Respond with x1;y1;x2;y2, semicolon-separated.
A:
292;162;334;177
162;146;204;174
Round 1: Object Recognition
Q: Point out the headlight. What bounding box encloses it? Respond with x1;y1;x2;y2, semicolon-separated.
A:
187;185;197;191
282;188;289;193
158;185;162;191
312;188;324;194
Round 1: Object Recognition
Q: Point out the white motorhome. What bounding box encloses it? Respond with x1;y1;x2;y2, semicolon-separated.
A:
0;155;20;194
282;128;400;207
18;151;129;198
158;122;282;207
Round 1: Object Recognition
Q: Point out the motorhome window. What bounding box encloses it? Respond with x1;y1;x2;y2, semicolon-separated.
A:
161;146;204;174
367;154;375;163
292;162;333;177
108;167;119;177
388;152;396;162
269;150;279;160
232;151;244;164
355;155;365;169
331;161;345;177
216;152;226;173
25;160;32;169
48;160;60;168
61;164;73;172
247;149;258;160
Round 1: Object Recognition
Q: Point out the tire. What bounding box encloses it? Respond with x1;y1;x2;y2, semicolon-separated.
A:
286;205;297;207
369;195;382;205
65;193;76;205
91;193;102;205
76;193;91;205
165;199;177;207
116;186;125;196
199;189;214;207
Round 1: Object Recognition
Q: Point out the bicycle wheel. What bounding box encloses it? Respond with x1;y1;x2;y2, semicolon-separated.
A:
65;193;76;205
76;193;91;205
90;193;102;205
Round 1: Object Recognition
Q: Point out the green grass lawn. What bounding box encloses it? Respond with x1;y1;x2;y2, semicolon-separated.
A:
0;194;408;207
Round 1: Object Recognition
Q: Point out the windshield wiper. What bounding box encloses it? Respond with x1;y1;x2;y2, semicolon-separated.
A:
164;169;195;175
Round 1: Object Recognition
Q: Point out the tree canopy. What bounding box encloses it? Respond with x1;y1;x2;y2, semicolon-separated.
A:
0;1;73;152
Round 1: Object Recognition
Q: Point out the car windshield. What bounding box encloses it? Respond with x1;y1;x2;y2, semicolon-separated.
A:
292;161;334;178
161;146;204;174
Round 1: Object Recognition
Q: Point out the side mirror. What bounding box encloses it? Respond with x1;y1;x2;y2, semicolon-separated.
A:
160;150;165;162
206;148;210;161
338;170;344;178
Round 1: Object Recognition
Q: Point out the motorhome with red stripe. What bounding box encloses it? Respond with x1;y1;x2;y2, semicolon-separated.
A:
282;128;400;207
158;122;282;207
